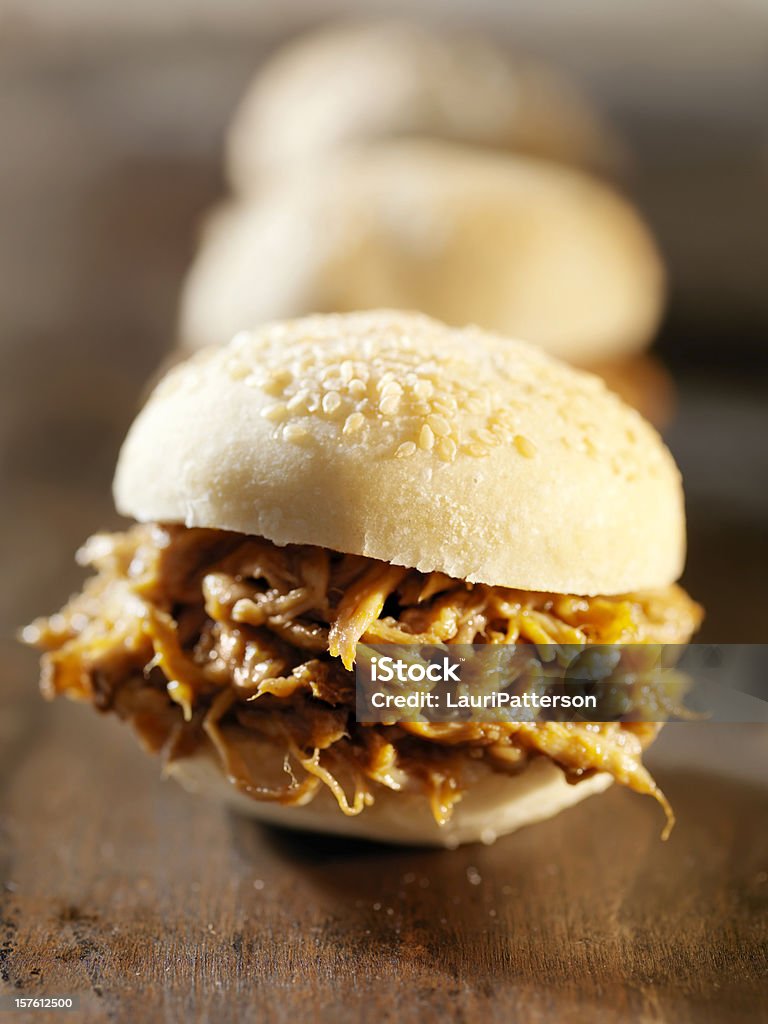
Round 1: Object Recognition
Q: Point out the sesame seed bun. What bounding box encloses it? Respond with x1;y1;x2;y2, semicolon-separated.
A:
115;311;685;595
178;141;663;365
226;20;620;189
167;742;613;848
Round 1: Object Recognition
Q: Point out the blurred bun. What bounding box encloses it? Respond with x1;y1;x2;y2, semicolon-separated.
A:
116;310;685;595
167;742;613;848
227;20;620;189
179;141;663;365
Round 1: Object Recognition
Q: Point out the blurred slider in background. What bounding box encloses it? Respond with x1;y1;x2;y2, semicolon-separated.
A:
225;19;622;183
177;20;673;425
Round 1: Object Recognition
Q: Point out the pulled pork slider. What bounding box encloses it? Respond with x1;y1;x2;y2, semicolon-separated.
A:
24;312;701;847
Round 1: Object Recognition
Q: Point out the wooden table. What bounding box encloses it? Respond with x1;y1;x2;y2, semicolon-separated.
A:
1;670;766;1023
1;38;767;1024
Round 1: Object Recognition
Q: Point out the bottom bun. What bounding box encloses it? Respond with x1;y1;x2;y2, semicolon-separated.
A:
165;747;612;848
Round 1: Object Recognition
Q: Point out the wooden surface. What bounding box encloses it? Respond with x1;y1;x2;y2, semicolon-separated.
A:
1;36;767;1024
1;679;767;1024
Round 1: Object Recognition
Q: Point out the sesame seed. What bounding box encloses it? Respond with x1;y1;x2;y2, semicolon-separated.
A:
283;423;309;444
436;437;457;462
418;424;435;450
432;396;458;414
379;394;401;416
322;391;342;415
287;391;309;412
514;435;537;458
491;424;513;443
348;379;367;399
464;443;490;458
427;413;451;437
395;441;417;459
261;403;288;422
343;412;365;435
472;429;496;447
262;369;291;396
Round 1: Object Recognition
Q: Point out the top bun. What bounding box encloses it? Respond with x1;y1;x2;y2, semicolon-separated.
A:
180;141;663;365
115;312;685;595
227;20;619;188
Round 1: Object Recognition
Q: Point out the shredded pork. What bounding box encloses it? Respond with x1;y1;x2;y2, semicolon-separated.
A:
23;525;702;832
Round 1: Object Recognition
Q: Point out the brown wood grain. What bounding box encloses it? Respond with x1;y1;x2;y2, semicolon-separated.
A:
1;40;767;1024
1;674;767;1024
